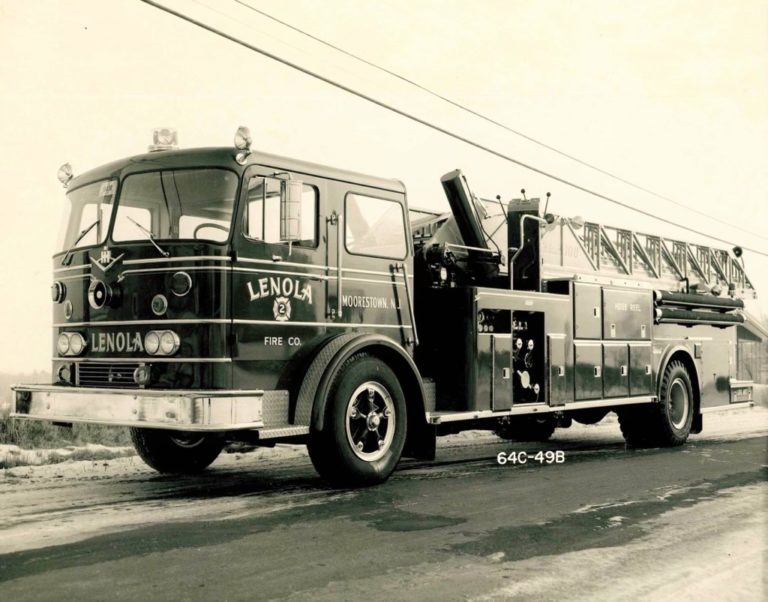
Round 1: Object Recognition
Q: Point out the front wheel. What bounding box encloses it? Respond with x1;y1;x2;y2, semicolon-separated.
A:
307;354;407;487
130;428;225;474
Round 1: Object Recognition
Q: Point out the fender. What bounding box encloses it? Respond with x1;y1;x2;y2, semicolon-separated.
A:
656;343;702;399
292;333;426;432
656;343;703;433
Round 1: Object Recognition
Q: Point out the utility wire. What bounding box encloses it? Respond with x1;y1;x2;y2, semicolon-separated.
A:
139;0;768;258
234;0;768;243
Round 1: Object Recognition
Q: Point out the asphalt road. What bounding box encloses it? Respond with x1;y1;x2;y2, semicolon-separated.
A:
1;406;766;601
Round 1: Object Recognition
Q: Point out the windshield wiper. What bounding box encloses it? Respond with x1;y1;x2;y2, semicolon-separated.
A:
126;216;169;257
61;219;99;265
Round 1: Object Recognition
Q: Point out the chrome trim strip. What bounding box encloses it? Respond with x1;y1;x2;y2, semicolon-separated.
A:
343;266;413;279
52;357;232;363
123;256;232;266
237;257;329;271
343;277;404;286
236;257;413;278
120;266;233;277
53;256;231;274
54;319;230;327
53;264;90;274
232;319;412;329
426;396;656;423
232;267;328;280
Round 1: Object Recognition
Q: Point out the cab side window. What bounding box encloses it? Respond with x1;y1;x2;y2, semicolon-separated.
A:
345;193;407;259
244;176;318;246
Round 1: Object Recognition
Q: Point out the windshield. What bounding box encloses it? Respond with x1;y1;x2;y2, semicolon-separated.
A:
112;169;238;244
57;180;116;252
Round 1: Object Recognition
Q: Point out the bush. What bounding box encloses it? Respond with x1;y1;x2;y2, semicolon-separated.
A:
0;418;131;449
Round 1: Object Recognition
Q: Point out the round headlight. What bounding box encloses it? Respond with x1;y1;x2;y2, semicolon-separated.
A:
69;333;85;355
144;331;160;355
57;333;70;355
170;271;192;297
159;330;180;355
151;294;168;316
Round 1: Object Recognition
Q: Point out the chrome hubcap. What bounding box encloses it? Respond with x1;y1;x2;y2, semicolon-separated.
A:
346;382;395;461
669;379;689;430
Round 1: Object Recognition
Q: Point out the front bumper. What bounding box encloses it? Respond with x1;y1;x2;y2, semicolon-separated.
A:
11;385;266;431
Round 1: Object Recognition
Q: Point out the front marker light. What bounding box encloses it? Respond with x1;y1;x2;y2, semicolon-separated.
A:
159;331;180;355
133;364;151;386
57;364;73;384
57;333;70;355
145;331;161;355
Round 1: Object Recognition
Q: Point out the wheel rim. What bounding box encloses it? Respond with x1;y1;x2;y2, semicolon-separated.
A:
169;432;206;448
668;379;689;430
345;381;395;462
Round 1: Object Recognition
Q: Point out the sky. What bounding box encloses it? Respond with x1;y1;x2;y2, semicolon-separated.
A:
0;0;766;373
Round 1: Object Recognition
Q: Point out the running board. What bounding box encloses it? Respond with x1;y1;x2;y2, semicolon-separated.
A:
425;396;656;424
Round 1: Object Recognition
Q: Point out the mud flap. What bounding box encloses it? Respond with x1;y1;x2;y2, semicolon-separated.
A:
403;423;436;460
691;412;703;434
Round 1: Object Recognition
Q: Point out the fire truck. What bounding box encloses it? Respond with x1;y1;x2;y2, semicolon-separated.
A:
12;128;759;486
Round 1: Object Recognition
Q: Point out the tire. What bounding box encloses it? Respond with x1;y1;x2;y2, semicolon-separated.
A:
494;415;556;442
618;360;694;447
130;428;224;474
307;354;407;487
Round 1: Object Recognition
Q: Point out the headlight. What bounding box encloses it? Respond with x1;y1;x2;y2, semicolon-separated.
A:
57;333;70;355
68;333;86;355
144;331;160;355
159;331;180;355
144;330;179;356
57;332;86;356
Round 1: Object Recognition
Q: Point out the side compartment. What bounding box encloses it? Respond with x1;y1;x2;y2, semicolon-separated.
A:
574;342;603;400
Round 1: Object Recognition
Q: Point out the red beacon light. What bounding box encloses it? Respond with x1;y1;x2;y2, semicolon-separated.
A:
148;127;179;152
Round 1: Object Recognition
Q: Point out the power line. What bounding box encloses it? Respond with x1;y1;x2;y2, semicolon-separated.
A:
234;0;768;243
139;0;768;258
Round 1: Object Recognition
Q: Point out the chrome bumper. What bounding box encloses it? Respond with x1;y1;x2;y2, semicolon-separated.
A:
11;385;266;431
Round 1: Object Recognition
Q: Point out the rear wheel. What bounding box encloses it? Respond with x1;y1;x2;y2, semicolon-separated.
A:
307;354;407;487
618;360;694;447
130;428;224;474
494;415;556;442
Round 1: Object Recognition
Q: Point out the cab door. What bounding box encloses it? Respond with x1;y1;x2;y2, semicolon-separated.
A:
230;165;328;391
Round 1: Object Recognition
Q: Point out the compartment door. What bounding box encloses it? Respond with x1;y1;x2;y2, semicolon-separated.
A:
573;283;602;339
574;343;603;400
629;343;653;395
492;335;512;411
548;334;570;406
603;343;629;398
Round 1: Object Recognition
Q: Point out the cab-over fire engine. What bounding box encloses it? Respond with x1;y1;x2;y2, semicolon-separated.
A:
12;128;758;485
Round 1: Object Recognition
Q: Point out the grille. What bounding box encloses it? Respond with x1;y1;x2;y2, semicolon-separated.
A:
77;362;141;388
